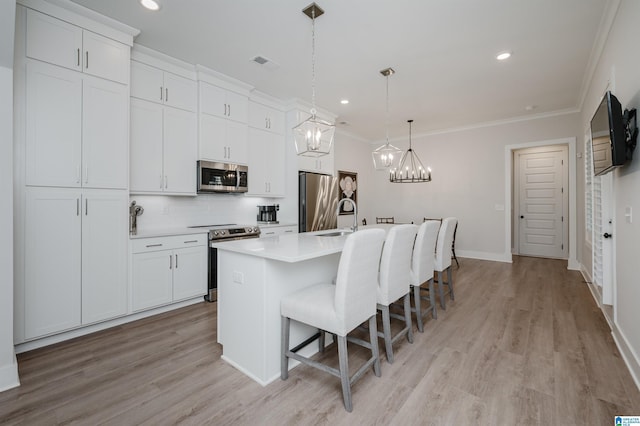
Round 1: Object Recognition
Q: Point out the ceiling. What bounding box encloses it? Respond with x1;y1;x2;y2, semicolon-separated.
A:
69;0;611;142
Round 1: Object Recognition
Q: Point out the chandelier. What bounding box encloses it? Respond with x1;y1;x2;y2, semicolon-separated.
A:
390;120;432;183
372;68;402;170
293;3;335;157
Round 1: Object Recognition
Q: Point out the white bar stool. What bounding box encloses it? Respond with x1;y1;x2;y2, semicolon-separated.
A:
410;220;440;331
376;224;418;363
280;229;386;412
434;217;458;309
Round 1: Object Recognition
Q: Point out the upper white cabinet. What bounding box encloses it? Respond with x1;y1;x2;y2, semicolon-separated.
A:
26;8;129;84
199;113;248;164
200;81;248;123
25;60;128;189
249;101;284;134
131;60;197;112
247;128;285;197
130;98;197;194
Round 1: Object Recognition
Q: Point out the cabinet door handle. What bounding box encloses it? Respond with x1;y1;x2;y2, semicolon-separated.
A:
169;254;173;269
228;104;231;116
183;240;198;244
76;166;80;184
145;243;163;248
165;88;169;102
84;167;89;184
160;174;164;189
228;147;231;158
175;254;178;268
85;51;88;69
164;175;168;189
223;103;227;116
160;86;163;101
76;198;80;216
77;48;80;67
85;198;88;216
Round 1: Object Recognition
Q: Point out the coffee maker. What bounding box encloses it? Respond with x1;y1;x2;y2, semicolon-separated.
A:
257;204;279;224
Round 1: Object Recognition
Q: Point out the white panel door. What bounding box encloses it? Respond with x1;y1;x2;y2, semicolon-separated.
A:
247;128;269;195
130;61;164;104
226;120;248;164
24;187;82;339
593;172;614;304
130;98;164;192
163;107;197;194
163;72;197;112
82;76;129;189
82;30;130;84
199;82;227;118
172;246;207;301
517;148;567;258
25;60;82;187
199;113;228;161
132;250;173;312
25;8;82;72
81;189;128;324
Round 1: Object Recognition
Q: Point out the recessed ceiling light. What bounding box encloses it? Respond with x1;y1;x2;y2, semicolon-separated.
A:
340;99;349;105
140;0;160;11
496;51;511;61
525;105;537;111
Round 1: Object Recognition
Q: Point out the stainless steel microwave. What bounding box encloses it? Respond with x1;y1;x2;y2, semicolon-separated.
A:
197;161;248;193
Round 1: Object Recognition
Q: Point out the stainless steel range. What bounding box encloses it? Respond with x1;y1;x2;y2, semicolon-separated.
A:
188;224;260;302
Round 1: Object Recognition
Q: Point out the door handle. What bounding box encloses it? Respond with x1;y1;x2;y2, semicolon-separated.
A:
604;232;612;239
520;215;524;219
165;88;168;102
160;86;163;101
175;254;178;268
85;51;88;69
77;48;80;67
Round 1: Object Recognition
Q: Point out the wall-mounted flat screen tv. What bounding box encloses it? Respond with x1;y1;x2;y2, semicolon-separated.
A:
590;91;626;176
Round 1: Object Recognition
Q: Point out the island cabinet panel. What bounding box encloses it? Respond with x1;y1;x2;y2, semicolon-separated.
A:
217;250;340;385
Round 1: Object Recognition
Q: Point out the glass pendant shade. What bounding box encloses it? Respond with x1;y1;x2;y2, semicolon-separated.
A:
294;3;334;157
293;111;335;157
390;120;432;183
372;141;402;170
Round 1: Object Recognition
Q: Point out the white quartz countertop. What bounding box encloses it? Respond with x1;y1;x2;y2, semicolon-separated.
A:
212;229;353;262
257;222;297;229
129;227;209;239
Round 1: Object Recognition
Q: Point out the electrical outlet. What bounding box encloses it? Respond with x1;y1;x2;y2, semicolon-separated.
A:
233;271;244;284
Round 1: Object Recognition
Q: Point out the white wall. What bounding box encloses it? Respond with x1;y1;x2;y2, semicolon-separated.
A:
580;0;640;385
0;0;19;392
368;113;581;260
334;130;375;229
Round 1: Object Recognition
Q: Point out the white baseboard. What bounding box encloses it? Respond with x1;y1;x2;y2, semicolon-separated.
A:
612;324;640;392
0;354;20;392
567;258;581;271
15;297;205;354
456;250;512;263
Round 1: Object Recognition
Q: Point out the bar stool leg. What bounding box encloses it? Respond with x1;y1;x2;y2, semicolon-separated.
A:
429;279;437;320
448;267;455;301
368;315;381;377
380;305;394;363
413;285;423;332
403;293;414;343
337;335;352;412
281;316;290;380
438;271;447;310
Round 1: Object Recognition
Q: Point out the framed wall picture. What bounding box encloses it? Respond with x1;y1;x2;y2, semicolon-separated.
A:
338;170;357;215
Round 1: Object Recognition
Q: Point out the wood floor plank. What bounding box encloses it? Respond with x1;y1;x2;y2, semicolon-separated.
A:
2;256;639;424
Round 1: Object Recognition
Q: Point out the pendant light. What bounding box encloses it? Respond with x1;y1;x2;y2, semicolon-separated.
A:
293;3;335;157
372;68;402;170
390;120;432;183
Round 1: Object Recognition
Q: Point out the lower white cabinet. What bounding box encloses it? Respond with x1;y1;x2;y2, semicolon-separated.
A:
24;187;128;339
131;234;207;312
259;225;298;238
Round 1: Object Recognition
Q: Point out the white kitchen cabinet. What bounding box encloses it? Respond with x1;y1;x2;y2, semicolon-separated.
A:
24;187;128;339
130;98;197;194
249;101;284;134
131;234;207;312
298;151;335;175
26;8;129;84
259;225;298;238
199;81;248;123
247;128;285;197
131;60;197;112
199;113;248;164
25;60;128;189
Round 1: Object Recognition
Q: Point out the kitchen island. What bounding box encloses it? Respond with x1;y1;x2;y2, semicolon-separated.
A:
212;230;352;385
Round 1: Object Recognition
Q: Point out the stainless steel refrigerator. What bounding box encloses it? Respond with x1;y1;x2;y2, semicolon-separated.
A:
299;172;339;232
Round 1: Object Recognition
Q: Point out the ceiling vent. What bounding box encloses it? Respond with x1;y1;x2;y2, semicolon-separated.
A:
250;55;279;70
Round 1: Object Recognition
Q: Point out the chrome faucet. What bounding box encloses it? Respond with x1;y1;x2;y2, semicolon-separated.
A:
336;198;358;232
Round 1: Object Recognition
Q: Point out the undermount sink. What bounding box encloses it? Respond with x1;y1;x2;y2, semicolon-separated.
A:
317;231;353;237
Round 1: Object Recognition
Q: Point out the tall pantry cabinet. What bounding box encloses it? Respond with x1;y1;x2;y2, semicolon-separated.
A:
13;1;137;343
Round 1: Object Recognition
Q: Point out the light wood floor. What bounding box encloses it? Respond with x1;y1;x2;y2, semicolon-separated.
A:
1;257;639;425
